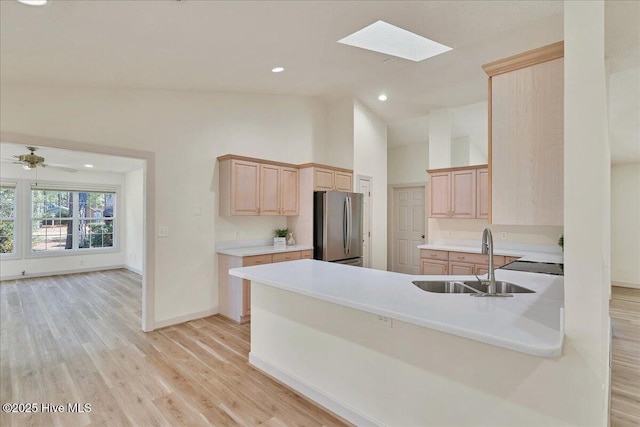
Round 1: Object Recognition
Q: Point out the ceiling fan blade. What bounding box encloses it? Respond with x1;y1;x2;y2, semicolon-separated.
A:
41;164;78;173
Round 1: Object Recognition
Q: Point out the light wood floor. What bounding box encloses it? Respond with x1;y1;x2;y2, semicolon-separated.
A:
610;286;640;427
0;270;348;427
3;272;638;426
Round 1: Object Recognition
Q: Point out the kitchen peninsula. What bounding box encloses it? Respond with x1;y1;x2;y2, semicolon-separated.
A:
228;257;586;426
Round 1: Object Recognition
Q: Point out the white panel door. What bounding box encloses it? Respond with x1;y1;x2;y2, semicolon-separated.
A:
392;186;425;274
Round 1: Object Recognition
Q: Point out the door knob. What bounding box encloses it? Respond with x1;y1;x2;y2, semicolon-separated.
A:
421;235;425;238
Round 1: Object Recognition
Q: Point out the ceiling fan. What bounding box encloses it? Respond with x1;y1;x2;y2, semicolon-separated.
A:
3;146;78;173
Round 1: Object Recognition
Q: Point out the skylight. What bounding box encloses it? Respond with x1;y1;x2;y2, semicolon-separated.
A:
338;20;452;62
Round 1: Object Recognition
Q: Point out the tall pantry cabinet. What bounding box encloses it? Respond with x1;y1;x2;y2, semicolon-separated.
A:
483;41;564;226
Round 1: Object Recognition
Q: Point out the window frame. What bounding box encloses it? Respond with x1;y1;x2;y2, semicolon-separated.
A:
0;182;18;259
27;183;119;258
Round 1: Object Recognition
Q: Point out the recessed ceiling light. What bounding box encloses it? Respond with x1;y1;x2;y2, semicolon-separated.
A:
84;164;94;168
16;0;48;6
378;94;388;101
271;67;285;73
338;20;452;62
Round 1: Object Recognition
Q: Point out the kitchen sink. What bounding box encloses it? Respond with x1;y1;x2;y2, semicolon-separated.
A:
463;280;535;294
412;280;477;294
412;280;535;295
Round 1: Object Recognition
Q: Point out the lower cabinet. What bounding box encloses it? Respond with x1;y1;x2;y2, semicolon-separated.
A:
420;259;449;275
419;249;512;275
219;250;312;322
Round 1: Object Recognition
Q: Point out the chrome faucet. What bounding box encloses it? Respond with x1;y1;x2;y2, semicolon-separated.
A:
471;227;511;297
481;228;497;294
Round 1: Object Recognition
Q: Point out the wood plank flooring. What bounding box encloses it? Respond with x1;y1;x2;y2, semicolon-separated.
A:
0;270;348;427
3;271;638;426
610;286;640;427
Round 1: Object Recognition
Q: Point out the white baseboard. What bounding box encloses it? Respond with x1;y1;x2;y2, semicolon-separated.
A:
153;307;219;330
125;265;143;275
612;281;640;290
0;265;127;282
249;352;382;427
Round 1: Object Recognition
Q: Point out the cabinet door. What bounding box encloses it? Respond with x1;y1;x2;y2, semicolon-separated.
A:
260;164;281;215
335;171;353;192
476;168;489;219
242;280;251;316
314;168;335;191
450;169;476;219
420;259;448;275
449;261;475;275
280;167;299;216
491;57;564;225
231;160;260;215
428;172;450;218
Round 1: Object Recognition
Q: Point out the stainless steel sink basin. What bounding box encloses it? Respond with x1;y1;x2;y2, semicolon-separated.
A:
412;280;535;295
463;280;535;294
412;280;477;294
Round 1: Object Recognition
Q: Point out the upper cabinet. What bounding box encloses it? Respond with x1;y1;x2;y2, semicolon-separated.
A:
427;165;486;219
219;155;299;216
218;156;351;218
300;164;353;192
483;41;564;226
221;158;260;215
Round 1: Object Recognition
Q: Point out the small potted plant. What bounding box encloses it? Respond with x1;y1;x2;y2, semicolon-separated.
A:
274;228;288;248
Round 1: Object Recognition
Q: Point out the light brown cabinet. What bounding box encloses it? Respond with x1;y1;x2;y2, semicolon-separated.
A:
219;155;299;216
419;249;508;276
259;165;300;216
428;165;486;219
420;259;449;275
220;158;261;216
483;41;564;226
218;249;312;322
311;166;353;192
476;168;489;219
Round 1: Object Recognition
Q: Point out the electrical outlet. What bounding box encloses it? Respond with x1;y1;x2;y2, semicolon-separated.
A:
374;314;393;328
500;232;507;240
158;226;169;237
194;206;202;216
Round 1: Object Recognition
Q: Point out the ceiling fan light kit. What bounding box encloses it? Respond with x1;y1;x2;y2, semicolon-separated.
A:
2;146;79;173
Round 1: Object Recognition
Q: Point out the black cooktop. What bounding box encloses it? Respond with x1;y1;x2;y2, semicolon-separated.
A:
499;260;564;276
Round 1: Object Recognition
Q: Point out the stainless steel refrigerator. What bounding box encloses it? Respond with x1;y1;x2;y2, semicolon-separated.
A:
313;191;363;266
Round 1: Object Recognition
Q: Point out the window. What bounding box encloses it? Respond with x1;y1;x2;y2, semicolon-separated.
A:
78;192;115;249
0;185;16;255
31;188;116;253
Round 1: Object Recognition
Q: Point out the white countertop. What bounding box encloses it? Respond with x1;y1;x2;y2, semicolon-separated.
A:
217;244;314;257
418;243;564;263
230;259;564;357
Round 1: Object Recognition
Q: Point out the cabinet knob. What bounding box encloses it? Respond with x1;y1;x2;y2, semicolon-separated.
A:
458;256;465;260
430;254;437;257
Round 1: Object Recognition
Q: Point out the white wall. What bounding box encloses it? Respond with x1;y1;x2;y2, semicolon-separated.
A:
0;84;327;325
353;100;387;270
428;108;451;169
611;162;640;287
324;98;354;169
387;142;429;185
450;136;471;167
564;1;610;423
124;168;144;274
428;219;563;247
0;162;127;279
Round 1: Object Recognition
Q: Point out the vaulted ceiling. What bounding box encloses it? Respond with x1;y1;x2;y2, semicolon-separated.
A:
1;0;638;162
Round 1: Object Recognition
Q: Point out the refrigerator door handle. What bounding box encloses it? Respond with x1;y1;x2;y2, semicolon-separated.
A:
347;195;352;254
343;197;348;254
